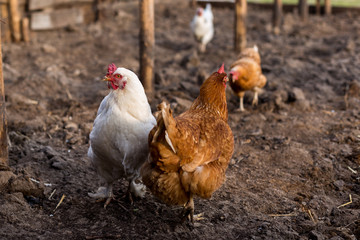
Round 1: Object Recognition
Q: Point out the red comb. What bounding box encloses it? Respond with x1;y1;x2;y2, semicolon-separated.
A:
217;63;225;74
107;63;117;75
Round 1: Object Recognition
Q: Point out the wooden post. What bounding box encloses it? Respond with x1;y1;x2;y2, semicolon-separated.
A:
9;0;21;42
316;0;321;15
21;17;29;42
234;0;247;52
298;0;308;21
325;0;331;16
272;0;282;35
139;0;154;94
0;21;8;168
0;4;11;43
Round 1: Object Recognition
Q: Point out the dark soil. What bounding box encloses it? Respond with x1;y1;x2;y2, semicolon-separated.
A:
1;1;360;239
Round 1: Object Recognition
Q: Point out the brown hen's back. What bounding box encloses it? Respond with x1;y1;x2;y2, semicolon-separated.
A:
141;70;234;207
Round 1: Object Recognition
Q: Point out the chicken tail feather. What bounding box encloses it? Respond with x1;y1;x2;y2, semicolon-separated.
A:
165;130;176;153
157;101;177;153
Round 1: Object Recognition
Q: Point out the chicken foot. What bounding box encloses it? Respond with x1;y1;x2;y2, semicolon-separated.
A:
88;184;114;209
123;178;146;205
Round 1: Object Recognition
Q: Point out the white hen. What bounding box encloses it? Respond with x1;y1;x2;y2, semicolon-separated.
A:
190;3;214;53
88;63;156;208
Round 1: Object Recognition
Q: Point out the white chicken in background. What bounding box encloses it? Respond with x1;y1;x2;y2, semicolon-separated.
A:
190;3;214;53
88;63;156;208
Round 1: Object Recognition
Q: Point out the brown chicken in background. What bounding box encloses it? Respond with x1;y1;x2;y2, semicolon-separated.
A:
229;45;267;111
141;64;234;222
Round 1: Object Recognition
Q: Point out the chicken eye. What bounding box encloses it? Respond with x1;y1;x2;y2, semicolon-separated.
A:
115;74;121;78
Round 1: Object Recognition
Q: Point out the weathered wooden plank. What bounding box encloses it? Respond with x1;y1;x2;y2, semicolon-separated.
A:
272;0;282;35
139;0;154;94
29;0;93;11
298;0;308;21
234;0;246;52
325;0;331;15
31;8;84;30
9;0;21;42
316;0;320;15
197;0;233;8
0;4;11;42
0;20;8;168
22;17;29;42
197;0;233;3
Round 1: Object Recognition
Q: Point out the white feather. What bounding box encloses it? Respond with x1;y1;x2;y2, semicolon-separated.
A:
165;130;176;153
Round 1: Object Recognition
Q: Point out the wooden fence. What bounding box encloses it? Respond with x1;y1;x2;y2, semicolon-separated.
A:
0;0;106;42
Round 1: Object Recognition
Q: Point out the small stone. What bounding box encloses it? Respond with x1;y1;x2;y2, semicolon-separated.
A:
329;237;343;240
288;87;306;102
262;145;270;151
41;44;57;54
297;99;311;111
333;180;344;191
9;176;43;197
51;156;68;170
43;146;58;159
309;230;325;240
65;122;78;132
0;171;16;192
347;80;360;98
6;192;26;206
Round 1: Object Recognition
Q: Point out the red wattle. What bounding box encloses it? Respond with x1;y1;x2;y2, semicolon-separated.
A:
110;82;119;90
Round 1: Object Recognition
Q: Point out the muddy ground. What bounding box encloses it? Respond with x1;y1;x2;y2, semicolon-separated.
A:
0;0;360;239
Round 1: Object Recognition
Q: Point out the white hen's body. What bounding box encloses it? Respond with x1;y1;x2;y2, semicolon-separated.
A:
88;68;156;202
190;4;214;52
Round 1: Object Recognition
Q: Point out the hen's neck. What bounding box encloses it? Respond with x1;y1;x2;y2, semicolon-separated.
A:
108;81;152;119
190;86;228;121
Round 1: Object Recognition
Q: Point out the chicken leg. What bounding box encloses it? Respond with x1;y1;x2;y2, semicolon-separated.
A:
198;43;206;53
238;91;245;112
181;194;204;223
88;184;114;209
252;87;260;106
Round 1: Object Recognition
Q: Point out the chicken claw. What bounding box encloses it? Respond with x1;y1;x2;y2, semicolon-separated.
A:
88;185;114;209
103;196;113;209
181;207;205;223
193;213;205;221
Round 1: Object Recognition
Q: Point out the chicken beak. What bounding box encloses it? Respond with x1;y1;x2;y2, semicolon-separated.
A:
102;76;111;82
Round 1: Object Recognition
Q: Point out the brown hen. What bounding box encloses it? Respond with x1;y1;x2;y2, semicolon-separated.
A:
141;64;234;222
229;46;267;111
